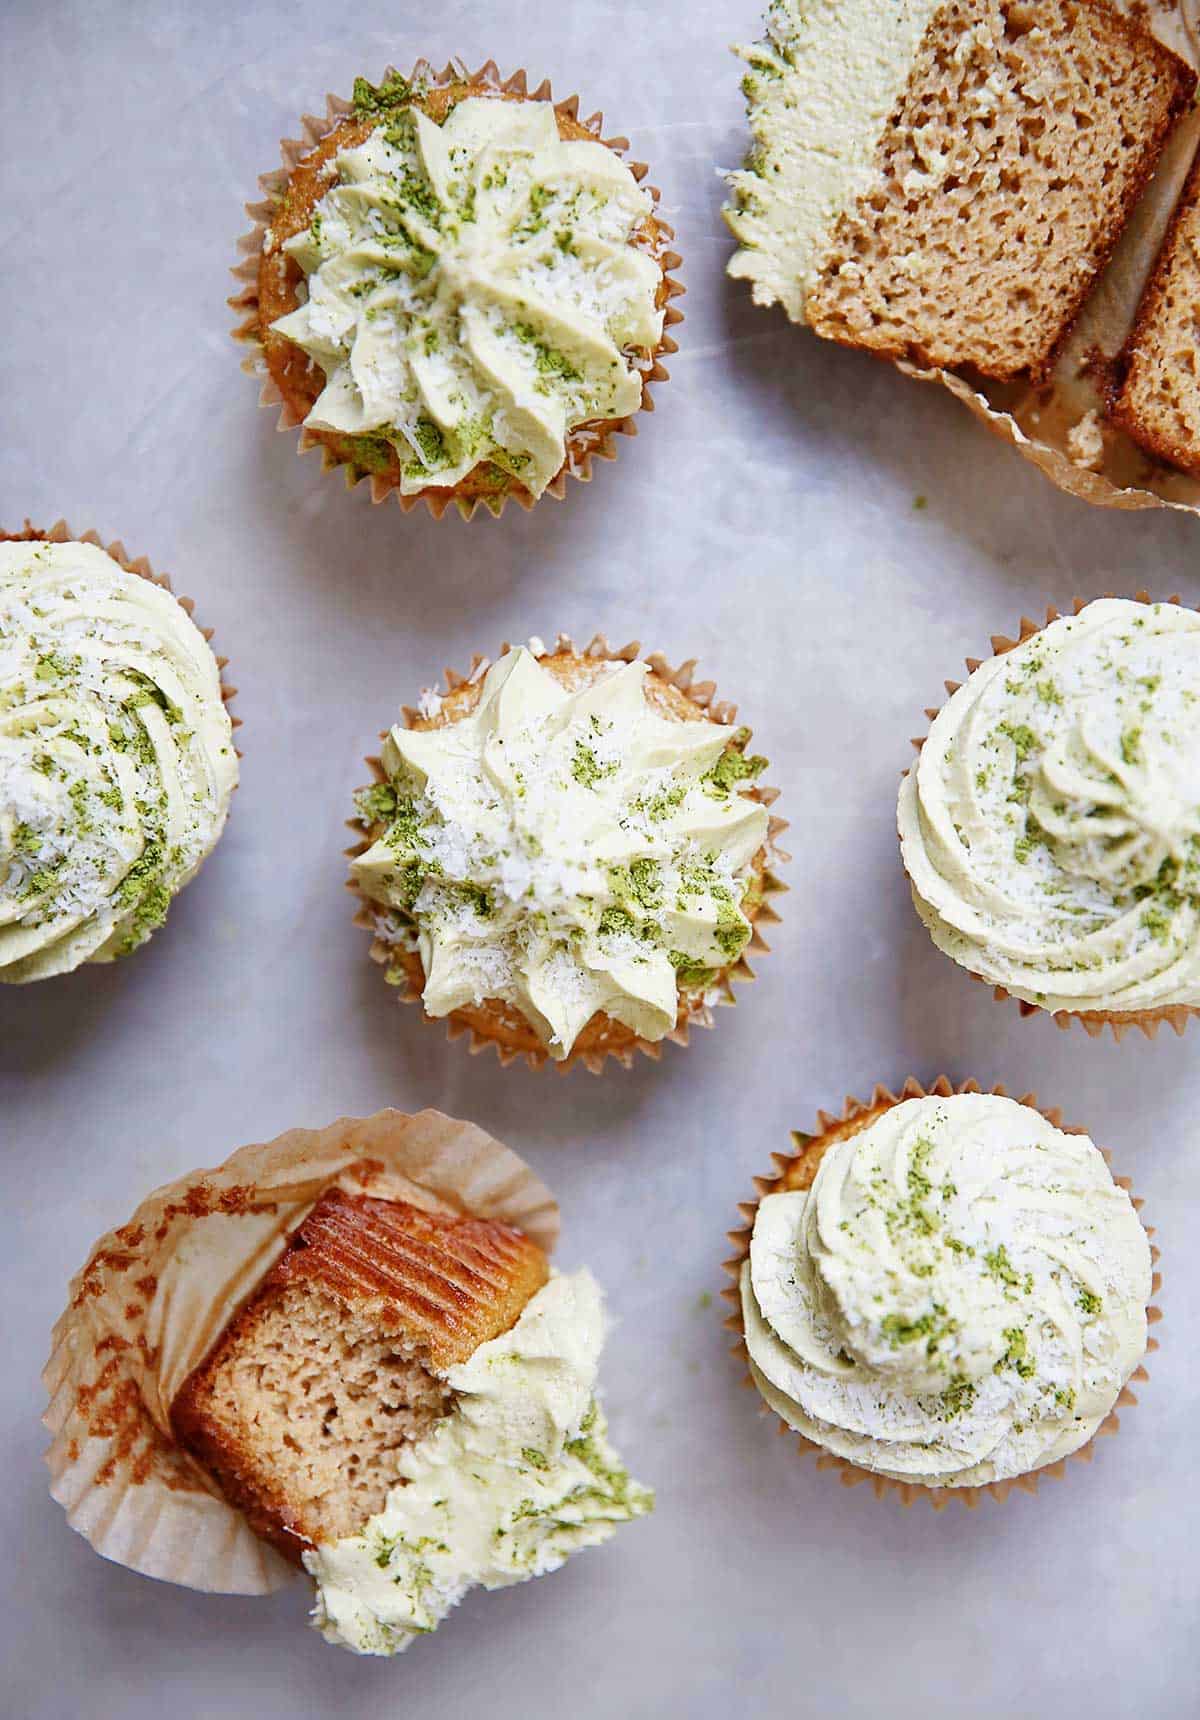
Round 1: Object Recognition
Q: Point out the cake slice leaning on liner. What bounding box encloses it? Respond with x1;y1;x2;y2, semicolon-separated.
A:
724;0;1194;381
44;1111;651;1656
1109;149;1200;475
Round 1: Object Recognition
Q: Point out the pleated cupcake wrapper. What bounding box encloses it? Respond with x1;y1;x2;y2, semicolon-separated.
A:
230;58;684;521
1;519;240;748
720;1076;1162;1509
346;632;790;1074
905;594;1199;1042
892;3;1200;514
43;1110;559;1596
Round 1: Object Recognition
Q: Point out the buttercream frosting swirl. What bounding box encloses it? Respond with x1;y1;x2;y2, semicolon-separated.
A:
741;1094;1151;1487
272;93;664;498
899;600;1200;1014
353;647;770;1058
307;1270;652;1655
0;540;237;982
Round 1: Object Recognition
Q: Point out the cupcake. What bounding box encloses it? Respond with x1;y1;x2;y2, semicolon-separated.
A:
349;635;787;1071
0;526;237;983
724;1079;1158;1502
44;1110;651;1655
232;60;682;519
899;598;1200;1036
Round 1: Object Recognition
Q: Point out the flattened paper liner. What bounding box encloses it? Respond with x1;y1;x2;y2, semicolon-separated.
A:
904;595;1199;1041
346;633;790;1074
230;58;684;521
721;1076;1162;1509
43;1110;559;1595
0;520;240;745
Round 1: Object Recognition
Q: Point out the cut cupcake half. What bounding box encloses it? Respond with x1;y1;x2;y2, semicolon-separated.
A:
725;0;1194;381
232;59;683;519
44;1111;650;1656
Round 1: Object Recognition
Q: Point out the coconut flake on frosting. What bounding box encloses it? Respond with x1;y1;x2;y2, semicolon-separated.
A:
0;540;237;983
353;648;770;1058
899;599;1200;1015
742;1094;1151;1488
272;93;664;498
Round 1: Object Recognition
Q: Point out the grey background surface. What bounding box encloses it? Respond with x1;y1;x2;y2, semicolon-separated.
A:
2;2;1198;1716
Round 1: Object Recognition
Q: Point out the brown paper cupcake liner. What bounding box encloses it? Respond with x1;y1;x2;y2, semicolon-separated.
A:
721;1076;1162;1509
42;1109;558;1595
906;594;1199;1042
894;3;1200;514
347;633;790;1074
0;519;240;745
230;58;684;521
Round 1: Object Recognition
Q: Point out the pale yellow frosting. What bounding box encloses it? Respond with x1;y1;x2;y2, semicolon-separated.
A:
307;1270;652;1656
353;648;770;1058
899;600;1200;1014
0;541;237;982
742;1094;1151;1487
725;0;940;318
273;94;664;498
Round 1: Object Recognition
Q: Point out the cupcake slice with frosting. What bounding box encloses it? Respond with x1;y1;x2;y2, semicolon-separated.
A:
350;639;783;1069
45;1109;651;1655
0;534;237;982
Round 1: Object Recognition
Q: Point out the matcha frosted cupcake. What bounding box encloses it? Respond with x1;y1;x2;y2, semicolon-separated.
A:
45;1109;651;1654
724;1079;1159;1504
349;636;787;1071
0;525;237;982
899;598;1200;1037
233;60;682;518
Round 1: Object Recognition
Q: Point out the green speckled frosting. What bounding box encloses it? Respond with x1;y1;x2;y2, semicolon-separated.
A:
0;540;237;982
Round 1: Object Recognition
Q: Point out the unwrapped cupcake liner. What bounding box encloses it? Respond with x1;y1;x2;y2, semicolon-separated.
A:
347;632;790;1074
0;519;240;745
896;2;1200;513
721;1076;1162;1509
230;58;684;521
906;595;1199;1042
43;1110;559;1595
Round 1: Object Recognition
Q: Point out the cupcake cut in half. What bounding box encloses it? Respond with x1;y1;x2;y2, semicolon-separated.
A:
724;0;1193;381
45;1110;650;1657
899;597;1200;1035
349;636;787;1071
0;527;238;982
725;1080;1158;1500
234;61;682;518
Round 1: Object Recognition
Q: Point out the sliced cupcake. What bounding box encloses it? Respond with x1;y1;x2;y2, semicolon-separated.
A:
349;637;786;1071
899;597;1200;1035
234;61;682;517
45;1110;651;1655
724;0;1193;380
725;1081;1158;1500
0;527;237;982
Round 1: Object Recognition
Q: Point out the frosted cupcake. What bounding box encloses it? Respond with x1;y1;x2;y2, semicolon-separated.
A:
45;1109;651;1655
726;1081;1157;1501
349;637;786;1071
899;598;1200;1036
0;530;237;982
233;61;681;518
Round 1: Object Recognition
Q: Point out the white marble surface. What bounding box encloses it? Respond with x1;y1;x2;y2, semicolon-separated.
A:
3;3;1199;1716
